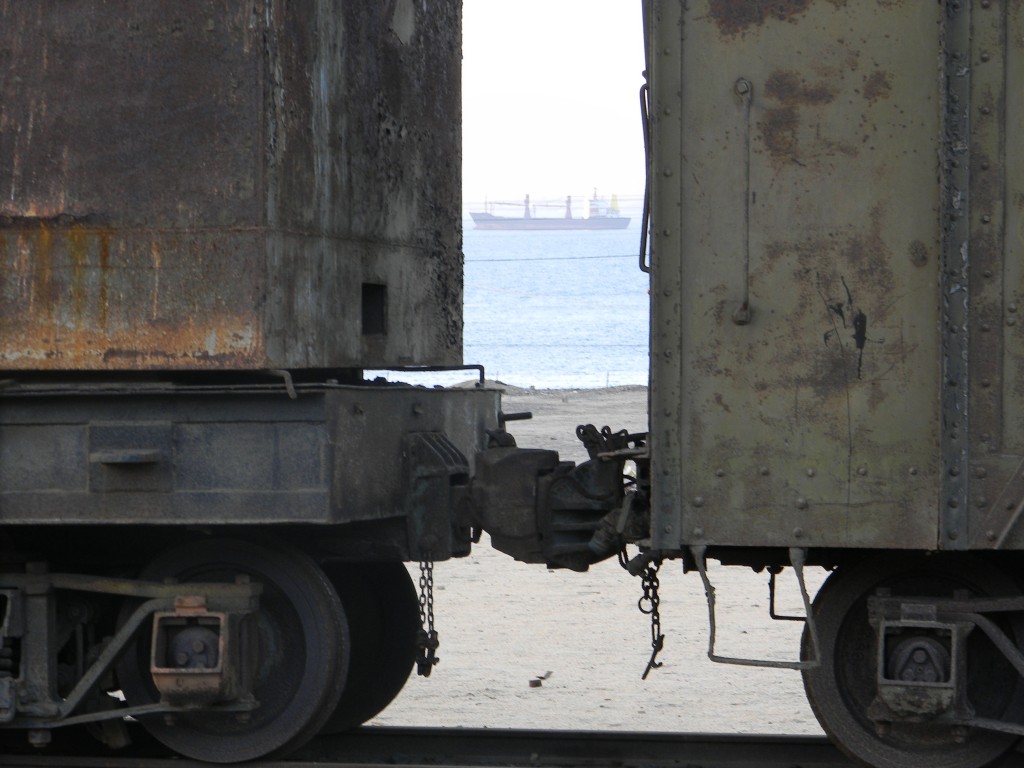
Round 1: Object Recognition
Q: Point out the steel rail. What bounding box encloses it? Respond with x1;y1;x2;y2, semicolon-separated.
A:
299;727;848;767
0;727;852;768
5;726;1024;767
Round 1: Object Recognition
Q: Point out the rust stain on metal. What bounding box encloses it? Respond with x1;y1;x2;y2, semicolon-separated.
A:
707;0;814;37
862;70;893;103
0;224;267;369
765;71;836;106
150;241;162;321
33;225;56;315
973;154;998;213
908;240;929;267
0;319;264;370
759;71;836;165
820;137;859;158
68;226;89;322
760;106;801;162
98;232;110;330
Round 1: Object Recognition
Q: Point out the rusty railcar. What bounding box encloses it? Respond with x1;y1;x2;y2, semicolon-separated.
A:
0;2;462;371
0;1;506;762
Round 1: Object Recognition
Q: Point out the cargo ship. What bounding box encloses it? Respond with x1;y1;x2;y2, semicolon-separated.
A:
470;191;630;230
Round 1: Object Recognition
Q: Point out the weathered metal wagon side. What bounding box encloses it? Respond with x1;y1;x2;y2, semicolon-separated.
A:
641;2;1024;766
0;2;463;371
0;1;506;762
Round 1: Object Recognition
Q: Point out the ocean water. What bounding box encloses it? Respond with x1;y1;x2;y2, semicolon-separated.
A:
462;222;650;388
369;218;650;389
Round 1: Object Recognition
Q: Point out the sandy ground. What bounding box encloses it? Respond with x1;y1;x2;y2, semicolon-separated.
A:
372;385;826;735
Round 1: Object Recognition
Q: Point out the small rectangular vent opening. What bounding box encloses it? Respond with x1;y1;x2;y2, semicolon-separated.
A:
362;283;387;335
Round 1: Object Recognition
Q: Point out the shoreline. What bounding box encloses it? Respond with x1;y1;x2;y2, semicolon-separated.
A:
484;381;648;397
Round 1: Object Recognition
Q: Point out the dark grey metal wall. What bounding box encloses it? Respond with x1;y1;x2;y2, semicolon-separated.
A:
0;1;463;370
0;382;498;530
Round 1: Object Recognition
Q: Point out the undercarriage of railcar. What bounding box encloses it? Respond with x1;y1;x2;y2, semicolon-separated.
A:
0;375;499;762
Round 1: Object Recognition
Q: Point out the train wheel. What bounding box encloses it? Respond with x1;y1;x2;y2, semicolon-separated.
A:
318;561;419;733
802;554;1024;768
116;539;348;763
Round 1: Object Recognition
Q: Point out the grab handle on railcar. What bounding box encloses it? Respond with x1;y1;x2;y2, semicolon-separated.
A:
689;545;821;670
638;76;651;274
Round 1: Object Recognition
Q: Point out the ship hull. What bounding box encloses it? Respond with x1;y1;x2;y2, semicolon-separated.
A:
469;212;630;230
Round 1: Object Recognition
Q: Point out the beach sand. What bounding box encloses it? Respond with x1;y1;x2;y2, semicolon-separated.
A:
372;385;825;735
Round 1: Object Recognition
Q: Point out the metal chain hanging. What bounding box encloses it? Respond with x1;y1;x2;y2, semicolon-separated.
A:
638;560;665;680
618;548;667;679
415;556;439;677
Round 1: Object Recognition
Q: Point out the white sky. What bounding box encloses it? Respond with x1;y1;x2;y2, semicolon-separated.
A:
461;1;646;211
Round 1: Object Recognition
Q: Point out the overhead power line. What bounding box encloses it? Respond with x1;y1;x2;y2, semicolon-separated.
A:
467;253;637;263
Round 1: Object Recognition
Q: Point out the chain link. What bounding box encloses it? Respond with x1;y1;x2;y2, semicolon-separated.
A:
638;560;664;680
415;556;439;677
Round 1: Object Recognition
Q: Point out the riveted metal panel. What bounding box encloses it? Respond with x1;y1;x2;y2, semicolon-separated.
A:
0;1;462;370
971;0;1024;549
939;2;973;550
648;0;686;550
1004;2;1024;459
0;383;499;526
649;1;944;549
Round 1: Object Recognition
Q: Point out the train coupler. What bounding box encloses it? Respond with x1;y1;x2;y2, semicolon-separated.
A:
471;425;646;571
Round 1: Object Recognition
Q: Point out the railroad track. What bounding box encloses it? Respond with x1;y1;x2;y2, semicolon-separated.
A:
0;726;841;768
0;727;1023;768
